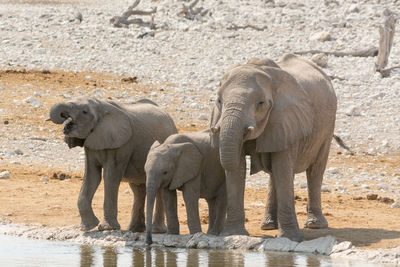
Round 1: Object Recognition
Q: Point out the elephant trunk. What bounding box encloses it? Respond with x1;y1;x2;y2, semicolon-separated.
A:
49;102;73;124
146;182;158;245
219;112;244;171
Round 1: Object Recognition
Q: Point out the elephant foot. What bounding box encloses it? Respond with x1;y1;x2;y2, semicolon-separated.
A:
304;213;328;229
151;223;167;234
128;223;146;233
277;229;304;242
167;227;179;235
206;228;220;236
80;217;100;232
260;215;278;230
98;220;121;231
221;223;249;236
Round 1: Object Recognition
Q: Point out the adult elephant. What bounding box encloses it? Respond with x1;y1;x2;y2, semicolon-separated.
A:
49;97;177;232
210;54;337;241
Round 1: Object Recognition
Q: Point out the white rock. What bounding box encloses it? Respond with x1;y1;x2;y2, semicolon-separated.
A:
331;241;353;254
310;31;331;42
348;4;360;13
189;102;198;109
0;109;4;115
259;237;298;252
361;184;370;189
198;113;208;120
40;177;49;183
91;88;103;96
327;167;340;175
14;149;23;155
345;105;361;116
24;97;43;108
321;185;331;192
377;183;388;190
124;189;130;194
0;171;10;179
311;54;328;68
294;236;336;255
390;202;400;209
224;235;264;250
33;91;42;98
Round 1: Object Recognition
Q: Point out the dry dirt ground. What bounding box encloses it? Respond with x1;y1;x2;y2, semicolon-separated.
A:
0;70;399;251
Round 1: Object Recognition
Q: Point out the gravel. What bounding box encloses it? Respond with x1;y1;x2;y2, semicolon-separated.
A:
0;0;399;208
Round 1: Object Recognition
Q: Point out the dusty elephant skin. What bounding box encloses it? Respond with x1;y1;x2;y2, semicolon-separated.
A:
49;97;178;232
210;54;337;241
144;129;226;244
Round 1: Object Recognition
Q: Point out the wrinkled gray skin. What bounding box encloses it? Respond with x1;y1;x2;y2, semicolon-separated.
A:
49;97;178;232
145;129;226;245
210;54;337;242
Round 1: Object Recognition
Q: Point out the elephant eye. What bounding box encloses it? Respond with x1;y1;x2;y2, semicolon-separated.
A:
258;101;265;105
163;171;168;175
82;110;88;114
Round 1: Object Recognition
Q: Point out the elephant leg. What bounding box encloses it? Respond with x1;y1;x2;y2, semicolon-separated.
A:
206;198;217;235
152;189;167;233
163;188;179;235
210;185;227;235
221;155;249;236
127;183;146;232
260;174;278;230
304;140;330;229
78;154;101;231
271;150;304;242
98;165;123;231
182;178;202;234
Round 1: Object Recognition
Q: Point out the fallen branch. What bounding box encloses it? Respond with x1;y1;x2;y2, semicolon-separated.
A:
110;0;157;28
295;47;378;57
375;9;397;77
178;0;209;20
227;23;268;31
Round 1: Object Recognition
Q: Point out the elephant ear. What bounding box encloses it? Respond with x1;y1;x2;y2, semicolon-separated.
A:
169;142;203;190
256;67;314;152
84;102;133;150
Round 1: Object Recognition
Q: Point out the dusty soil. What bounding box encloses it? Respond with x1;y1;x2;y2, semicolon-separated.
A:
0;70;399;251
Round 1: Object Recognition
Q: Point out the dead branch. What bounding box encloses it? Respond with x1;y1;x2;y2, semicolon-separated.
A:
110;0;157;28
227;23;268;31
178;0;209;20
375;9;397;77
295;47;378;57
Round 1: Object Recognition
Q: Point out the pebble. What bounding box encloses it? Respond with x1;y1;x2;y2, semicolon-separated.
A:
40;177;49;183
390;202;400;209
377;183;388;191
321;186;331;193
0;171;10;179
309;31;331;42
345;106;361;116
24;97;43;108
198;113;208;120
311;54;328;68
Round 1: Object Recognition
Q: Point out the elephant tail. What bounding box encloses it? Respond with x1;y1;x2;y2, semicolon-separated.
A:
333;134;353;154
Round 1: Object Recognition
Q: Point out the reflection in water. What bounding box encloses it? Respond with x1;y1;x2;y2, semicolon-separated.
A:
80;245;95;267
0;234;384;267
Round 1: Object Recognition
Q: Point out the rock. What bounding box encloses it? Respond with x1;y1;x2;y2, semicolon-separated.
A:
377;183;388;190
321;185;331;192
345;105;361;116
40;177;49;183
0;86;5;90
311;54;328;68
390;202;400;209
331;241;353;253
73;10;83;22
24;97;43;108
91;88;103;96
124;189;130;194
198;113;208;120
224;235;264;250
189;103;198;109
0;171;10;179
163;234;191;247
361;184;370;189
300;182;307;189
327;167;340;175
294;236;337;255
0;109;4;115
258;237;298;252
348;4;360;13
33;91;41;98
310;31;331;42
14;149;23;155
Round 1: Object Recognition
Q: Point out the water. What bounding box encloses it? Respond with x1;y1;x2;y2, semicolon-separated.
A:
0;235;391;267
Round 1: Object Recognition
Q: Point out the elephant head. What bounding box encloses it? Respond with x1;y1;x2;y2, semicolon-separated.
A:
145;140;203;244
49;96;133;150
210;56;314;171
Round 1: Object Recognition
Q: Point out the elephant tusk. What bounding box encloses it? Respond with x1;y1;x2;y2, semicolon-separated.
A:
211;126;220;134
247;126;255;133
63;117;73;126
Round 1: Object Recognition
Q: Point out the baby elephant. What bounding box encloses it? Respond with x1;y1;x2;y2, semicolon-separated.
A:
145;129;226;244
49;97;177;233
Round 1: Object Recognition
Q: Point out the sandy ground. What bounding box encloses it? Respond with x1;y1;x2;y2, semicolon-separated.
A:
0;70;399;252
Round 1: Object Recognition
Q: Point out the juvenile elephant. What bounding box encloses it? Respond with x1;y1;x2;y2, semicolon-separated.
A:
49;97;178;232
144;129;226;245
210;54;337;241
